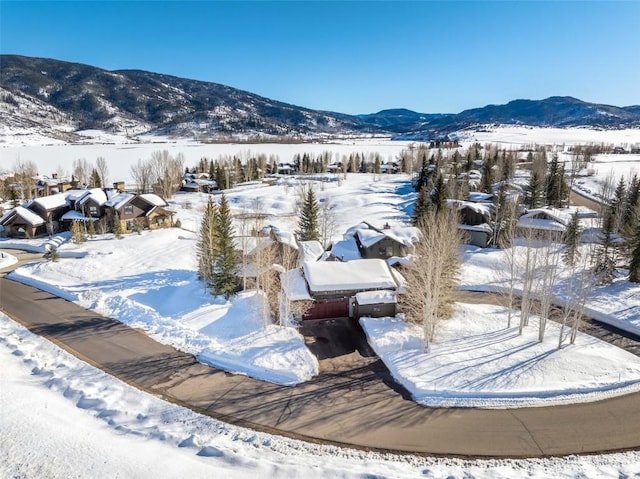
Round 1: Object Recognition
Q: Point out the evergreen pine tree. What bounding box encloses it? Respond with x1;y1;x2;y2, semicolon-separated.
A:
525;170;544;209
624;174;640;225
412;184;431;226
212;194;239;298
87;218;96;238
90;168;102;188
196;198;218;290
562;211;582;266
611;176;627;233
593;209;617;285
296;188;320;241
492;184;516;248
431;173;448;213
480;156;494;193
10;187;19;208
629;220;640;283
113;212;123;239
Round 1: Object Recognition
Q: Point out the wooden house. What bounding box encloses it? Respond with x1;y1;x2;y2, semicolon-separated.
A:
456;201;494;248
296;259;400;320
0;206;46;238
27;194;70;235
351;222;420;260
105;193;173;232
516;207;570;239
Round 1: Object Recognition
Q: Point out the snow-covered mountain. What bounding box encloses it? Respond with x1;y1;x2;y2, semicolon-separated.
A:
2;54;639;144
0;55;378;142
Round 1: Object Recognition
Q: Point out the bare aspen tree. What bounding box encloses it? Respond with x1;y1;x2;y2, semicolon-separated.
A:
402;209;461;352
519;228;542;334
13;158;38;200
130;158;153;193
318;198;337;248
96;156;109;187
150;150;184;199
558;248;595;348
536;238;563;342
253;236;279;329
73;158;92;187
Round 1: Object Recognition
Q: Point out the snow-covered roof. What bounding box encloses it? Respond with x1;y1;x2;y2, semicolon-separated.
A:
468;192;494;203
105;192;135;209
458;223;494;233
0;206;45;226
65;189;92;202
520;208;571;226
298;241;324;263
517;217;567;232
355;290;396;305
139;193;168;207
302;259;397;293
386;255;414;268
457;201;493;216
356;228;387;248
352;223;421;249
280;268;312;301
330;237;362;262
61;210;91;221
77;188;108;207
272;229;298;250
31;193;69;210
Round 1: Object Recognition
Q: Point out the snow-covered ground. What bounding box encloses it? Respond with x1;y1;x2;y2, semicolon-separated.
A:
0;137;414;186
361;303;640;408
461;244;640;337
2;313;640;479
6;228;318;386
3;136;640;476
570;153;640;203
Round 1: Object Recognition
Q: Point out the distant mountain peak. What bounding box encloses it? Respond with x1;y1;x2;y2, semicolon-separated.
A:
1;55;639;144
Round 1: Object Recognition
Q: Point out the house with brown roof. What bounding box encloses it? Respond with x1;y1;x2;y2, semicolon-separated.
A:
105;193;173;232
282;259;401;320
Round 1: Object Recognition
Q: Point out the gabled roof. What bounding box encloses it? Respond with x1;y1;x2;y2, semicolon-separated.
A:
302;258;397;293
61;210;91;221
139;193;168;207
105;192;135;209
350;222;421;249
0;206;45;226
517;208;569;232
330;236;362;262
31;193;69;211
77;188;108;207
298;240;324;263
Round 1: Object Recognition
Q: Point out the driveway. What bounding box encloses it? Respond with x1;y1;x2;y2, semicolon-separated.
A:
2;274;640;457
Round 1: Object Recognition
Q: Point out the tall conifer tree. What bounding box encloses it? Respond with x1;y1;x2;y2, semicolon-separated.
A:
297;188;320;241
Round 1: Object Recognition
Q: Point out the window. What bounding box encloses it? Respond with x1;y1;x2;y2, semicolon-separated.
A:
89;206;98;217
123;205;134;216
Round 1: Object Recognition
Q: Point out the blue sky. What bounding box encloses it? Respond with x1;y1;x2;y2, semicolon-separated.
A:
1;1;639;114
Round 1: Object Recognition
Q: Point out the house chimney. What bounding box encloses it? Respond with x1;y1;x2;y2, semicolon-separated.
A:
383;222;391;230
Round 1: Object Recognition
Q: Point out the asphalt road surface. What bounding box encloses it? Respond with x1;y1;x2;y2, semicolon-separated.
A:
2;273;640;458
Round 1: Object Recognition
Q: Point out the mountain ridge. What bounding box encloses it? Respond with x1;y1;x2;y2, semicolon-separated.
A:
1;54;639;143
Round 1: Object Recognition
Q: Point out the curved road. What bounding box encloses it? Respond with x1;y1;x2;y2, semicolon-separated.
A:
1;253;640;458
